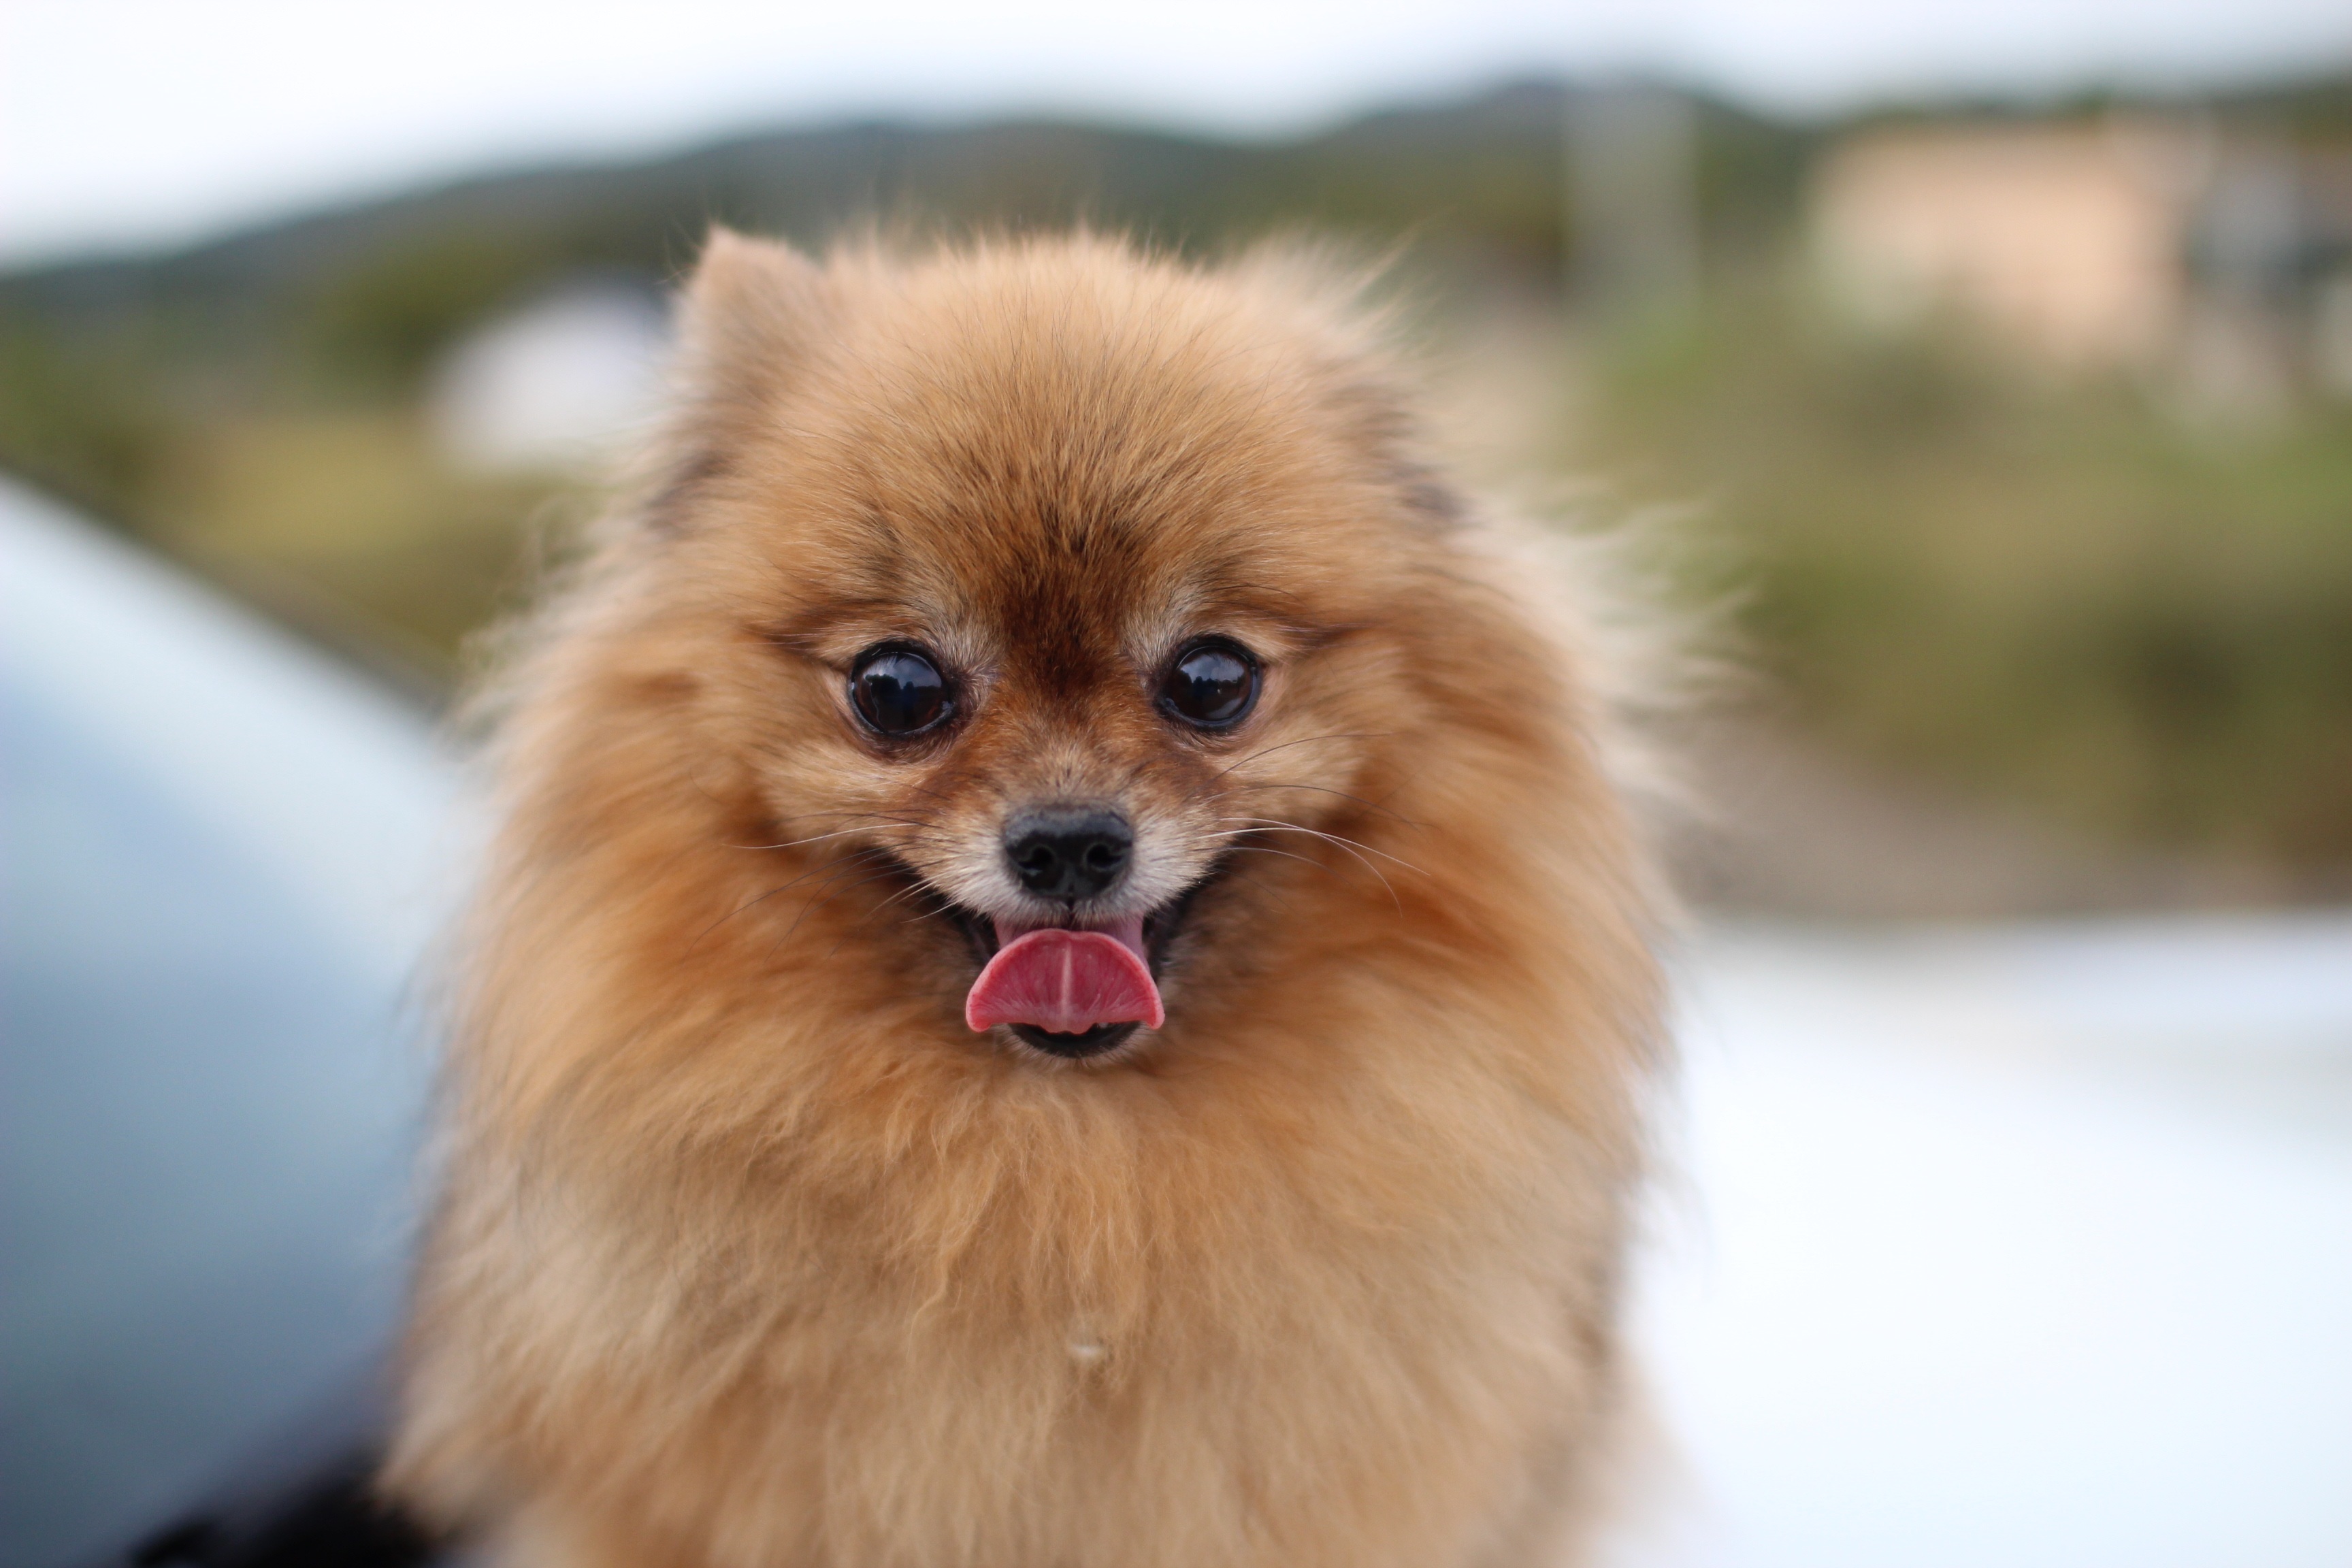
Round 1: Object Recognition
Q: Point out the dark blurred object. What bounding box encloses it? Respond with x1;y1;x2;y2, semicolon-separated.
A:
110;1379;437;1568
0;484;454;1567
125;1465;430;1568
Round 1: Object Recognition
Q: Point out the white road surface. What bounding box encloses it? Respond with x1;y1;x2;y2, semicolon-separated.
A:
1628;917;2352;1567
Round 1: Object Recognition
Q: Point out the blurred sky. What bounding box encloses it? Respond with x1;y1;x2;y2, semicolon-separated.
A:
7;0;2352;266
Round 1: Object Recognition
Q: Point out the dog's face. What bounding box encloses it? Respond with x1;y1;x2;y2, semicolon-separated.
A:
639;235;1488;1064
764;557;1352;1061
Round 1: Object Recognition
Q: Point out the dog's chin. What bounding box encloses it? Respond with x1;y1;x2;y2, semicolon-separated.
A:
1005;1021;1142;1060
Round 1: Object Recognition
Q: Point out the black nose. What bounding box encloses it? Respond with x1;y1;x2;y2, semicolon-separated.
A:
1004;808;1133;901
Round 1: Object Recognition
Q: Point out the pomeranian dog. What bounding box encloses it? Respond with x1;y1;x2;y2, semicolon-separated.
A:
387;230;1669;1568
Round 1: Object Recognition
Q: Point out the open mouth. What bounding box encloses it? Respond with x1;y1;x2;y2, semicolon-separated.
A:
934;875;1214;1060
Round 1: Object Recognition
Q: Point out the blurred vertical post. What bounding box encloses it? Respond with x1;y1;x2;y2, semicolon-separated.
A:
2183;129;2302;414
1565;83;1700;328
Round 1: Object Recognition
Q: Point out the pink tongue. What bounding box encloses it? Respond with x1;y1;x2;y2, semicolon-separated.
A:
965;917;1163;1035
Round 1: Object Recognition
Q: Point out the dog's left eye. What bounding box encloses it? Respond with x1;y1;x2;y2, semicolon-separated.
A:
1160;639;1260;729
851;645;952;736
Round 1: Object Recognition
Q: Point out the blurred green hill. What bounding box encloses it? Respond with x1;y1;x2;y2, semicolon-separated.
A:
3;74;2347;893
0;81;1798;331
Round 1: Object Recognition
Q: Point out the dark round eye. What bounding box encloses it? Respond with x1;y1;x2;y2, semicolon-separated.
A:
850;645;951;736
1159;639;1260;729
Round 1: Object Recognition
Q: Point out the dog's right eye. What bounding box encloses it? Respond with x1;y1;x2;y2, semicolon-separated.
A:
850;646;951;737
1160;638;1260;730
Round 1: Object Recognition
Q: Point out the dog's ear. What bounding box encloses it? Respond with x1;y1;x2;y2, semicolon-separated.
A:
1228;241;1465;531
676;228;828;404
644;229;829;532
1326;373;1467;530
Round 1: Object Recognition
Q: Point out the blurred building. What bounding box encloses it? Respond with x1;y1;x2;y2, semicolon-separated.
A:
1812;120;2352;400
427;276;670;474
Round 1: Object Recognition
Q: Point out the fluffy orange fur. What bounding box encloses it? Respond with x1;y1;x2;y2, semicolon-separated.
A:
387;231;1669;1567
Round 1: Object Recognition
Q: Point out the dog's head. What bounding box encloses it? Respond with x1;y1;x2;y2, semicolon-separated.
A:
549;233;1603;1068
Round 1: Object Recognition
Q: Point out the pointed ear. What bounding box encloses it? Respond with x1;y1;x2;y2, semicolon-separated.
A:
644;230;827;533
675;227;828;405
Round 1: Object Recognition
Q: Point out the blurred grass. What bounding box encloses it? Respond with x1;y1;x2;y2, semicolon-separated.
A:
1571;277;2352;868
0;310;572;685
163;412;566;667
